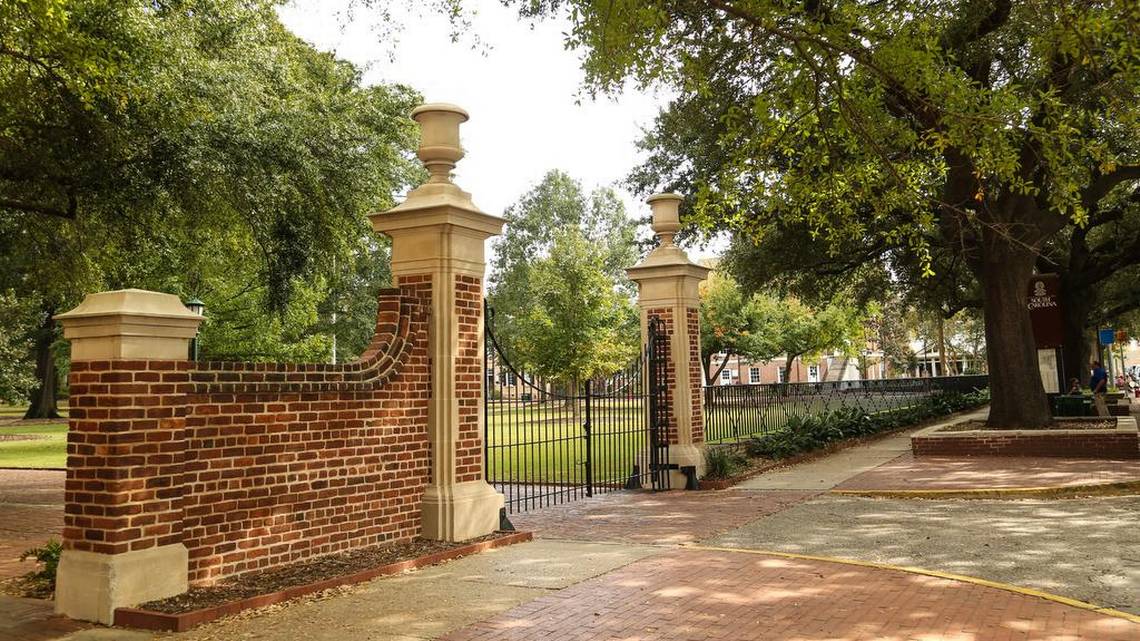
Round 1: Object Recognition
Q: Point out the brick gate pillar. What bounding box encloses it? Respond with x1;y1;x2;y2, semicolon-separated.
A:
53;289;203;623
627;194;711;488
369;103;505;541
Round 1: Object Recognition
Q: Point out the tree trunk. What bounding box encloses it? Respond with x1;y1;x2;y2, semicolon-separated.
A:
937;317;948;377
23;310;60;420
1058;281;1094;387
980;240;1052;428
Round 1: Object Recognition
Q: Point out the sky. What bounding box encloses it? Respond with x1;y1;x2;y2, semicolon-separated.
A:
277;0;669;223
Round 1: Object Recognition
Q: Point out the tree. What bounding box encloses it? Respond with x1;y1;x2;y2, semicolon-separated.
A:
1;0;421;414
487;169;641;363
513;227;640;393
699;270;784;384
776;300;859;382
509;0;1140;427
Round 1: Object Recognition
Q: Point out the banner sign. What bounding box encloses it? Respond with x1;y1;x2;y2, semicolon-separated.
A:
1027;274;1063;348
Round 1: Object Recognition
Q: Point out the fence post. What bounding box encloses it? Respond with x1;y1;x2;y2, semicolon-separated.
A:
53;289;203;623
370;103;505;541
584;380;594;497
626;193;712;488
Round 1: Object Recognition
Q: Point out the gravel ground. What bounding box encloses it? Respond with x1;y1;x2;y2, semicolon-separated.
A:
706;494;1140;614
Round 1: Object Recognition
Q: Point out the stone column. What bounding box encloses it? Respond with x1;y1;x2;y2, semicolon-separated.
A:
369;103;505;541
53;289;203;624
627;194;711;488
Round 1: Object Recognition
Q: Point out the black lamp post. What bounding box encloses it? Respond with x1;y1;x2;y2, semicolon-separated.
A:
184;297;205;361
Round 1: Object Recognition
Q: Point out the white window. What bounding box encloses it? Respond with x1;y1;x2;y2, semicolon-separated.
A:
808;365;820;383
721;368;732;383
749;367;761;384
777;367;787;383
506;372;517;387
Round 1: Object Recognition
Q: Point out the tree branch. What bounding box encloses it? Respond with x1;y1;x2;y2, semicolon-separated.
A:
0;195;76;219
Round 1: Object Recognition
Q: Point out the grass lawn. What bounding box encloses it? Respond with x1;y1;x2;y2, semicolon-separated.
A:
0;423;68;469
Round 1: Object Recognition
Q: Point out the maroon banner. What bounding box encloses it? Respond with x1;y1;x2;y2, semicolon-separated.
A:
1027;273;1063;348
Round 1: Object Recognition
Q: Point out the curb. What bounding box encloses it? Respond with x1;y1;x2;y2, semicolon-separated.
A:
830;478;1140;499
685;545;1140;625
114;531;533;632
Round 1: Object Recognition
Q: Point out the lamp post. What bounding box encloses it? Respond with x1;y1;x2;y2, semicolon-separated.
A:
184;297;205;361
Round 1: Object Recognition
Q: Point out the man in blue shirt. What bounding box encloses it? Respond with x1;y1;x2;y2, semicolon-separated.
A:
1090;361;1109;417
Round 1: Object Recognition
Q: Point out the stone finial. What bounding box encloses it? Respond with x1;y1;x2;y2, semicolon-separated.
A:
412;103;469;185
647;192;683;247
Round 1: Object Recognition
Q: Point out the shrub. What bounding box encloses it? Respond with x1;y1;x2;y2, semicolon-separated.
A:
19;540;62;595
703;447;749;480
745;389;989;461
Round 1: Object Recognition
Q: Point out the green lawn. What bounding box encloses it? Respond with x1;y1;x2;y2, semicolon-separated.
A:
0;423;68;469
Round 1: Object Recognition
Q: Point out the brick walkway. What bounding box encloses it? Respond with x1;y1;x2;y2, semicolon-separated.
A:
508;489;815;544
442;548;1139;641
0;470;64;581
836;453;1140;491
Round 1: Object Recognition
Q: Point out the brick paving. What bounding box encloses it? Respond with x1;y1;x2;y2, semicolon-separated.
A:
508;489;815;544
0;470;63;582
0;596;87;641
442;548;1139;641
836;452;1140;491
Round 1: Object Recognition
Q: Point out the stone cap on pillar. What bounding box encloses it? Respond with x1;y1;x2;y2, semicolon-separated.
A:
626;193;711;302
368;103;505;276
55;289;203;361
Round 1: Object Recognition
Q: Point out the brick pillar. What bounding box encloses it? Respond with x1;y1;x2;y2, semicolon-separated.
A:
627;194;711;487
53;289;203;623
370;103;505;541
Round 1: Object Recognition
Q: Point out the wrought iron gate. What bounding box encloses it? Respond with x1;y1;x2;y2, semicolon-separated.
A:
484;306;671;513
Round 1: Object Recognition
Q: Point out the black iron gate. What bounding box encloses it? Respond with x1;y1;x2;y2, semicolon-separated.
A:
484;306;671;513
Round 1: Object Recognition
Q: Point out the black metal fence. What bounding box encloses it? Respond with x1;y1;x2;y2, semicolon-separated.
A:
484;311;670;513
704;375;989;443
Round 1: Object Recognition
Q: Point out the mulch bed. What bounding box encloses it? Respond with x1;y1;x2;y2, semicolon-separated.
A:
139;534;502;614
941;419;1117;432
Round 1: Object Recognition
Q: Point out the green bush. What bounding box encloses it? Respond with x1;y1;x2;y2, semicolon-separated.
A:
746;388;990;461
703;447;749;480
20;539;62;595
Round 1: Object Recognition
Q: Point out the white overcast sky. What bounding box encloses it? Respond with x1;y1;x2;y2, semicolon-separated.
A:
278;0;664;219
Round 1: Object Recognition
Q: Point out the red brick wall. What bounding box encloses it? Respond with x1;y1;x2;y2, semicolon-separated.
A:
686;307;704;444
912;431;1139;459
65;286;433;585
455;275;484;483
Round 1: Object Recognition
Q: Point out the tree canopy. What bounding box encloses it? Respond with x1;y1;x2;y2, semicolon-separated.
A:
507;0;1140;427
1;0;421;412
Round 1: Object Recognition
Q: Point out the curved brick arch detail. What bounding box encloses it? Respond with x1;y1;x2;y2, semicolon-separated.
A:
188;288;429;395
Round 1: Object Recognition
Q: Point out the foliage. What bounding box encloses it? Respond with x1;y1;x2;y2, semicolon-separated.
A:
699;270;785;383
19;539;62;597
513;227;640;387
1;1;420;392
702;447;748;480
746;389;991;460
0;293;36;404
506;0;1140;426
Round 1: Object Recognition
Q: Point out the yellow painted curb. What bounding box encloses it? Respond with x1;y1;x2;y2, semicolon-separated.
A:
829;478;1140;500
685;545;1140;625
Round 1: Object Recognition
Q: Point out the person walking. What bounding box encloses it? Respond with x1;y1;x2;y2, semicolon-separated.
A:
1090;360;1109;417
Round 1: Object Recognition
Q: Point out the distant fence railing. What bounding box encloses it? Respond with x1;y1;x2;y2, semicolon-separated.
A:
703;375;989;443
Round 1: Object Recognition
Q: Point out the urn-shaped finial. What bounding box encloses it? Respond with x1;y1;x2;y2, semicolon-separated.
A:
411;103;469;184
646;193;683;247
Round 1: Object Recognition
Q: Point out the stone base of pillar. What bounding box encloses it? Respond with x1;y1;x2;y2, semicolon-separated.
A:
668;442;707;489
420;480;504;542
56;544;189;624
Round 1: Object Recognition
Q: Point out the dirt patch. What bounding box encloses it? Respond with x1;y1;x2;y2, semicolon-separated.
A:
139;534;503;614
0;434;48;442
940;419;1117;432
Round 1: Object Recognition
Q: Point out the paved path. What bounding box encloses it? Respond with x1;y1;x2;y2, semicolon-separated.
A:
0;469;63;582
731;429;920;491
441;548;1139;641
837;452;1140;491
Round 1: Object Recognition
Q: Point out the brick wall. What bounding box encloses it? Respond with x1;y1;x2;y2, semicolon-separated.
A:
454;274;484;483
686;307;703;444
65;286;433;585
912;431;1139;459
647;307;679;445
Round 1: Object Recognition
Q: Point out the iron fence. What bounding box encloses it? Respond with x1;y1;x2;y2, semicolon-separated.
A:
703;375;989;443
484;309;670;513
